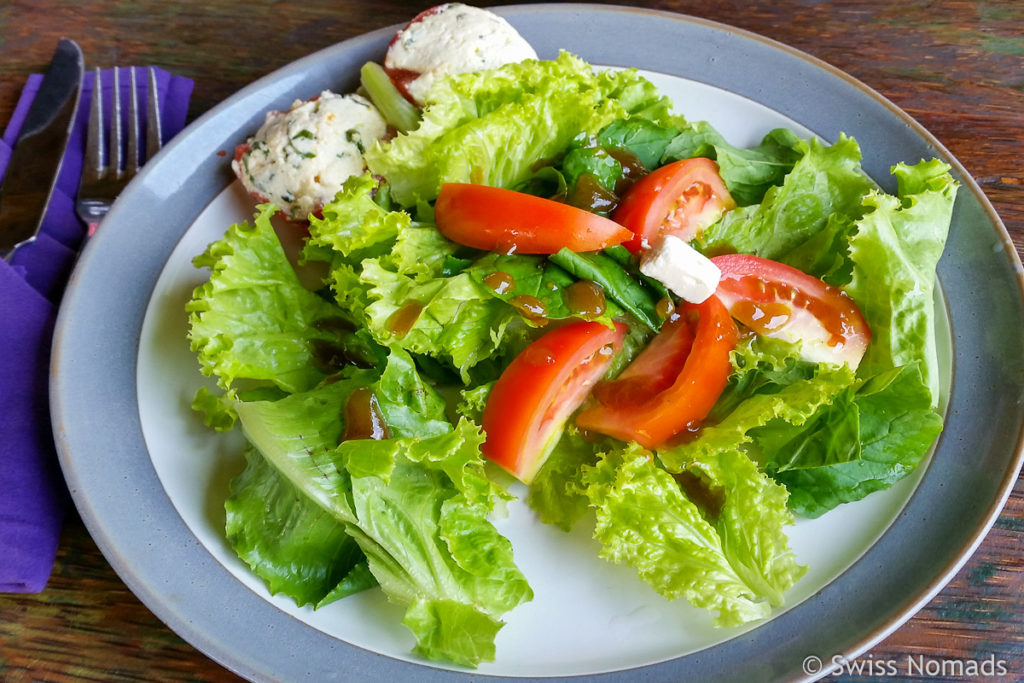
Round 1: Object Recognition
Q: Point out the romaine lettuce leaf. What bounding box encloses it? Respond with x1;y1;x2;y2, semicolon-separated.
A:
187;203;342;392
228;374;378;607
336;419;531;667
231;368;529;667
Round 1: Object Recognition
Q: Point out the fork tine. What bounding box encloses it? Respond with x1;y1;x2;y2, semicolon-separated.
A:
109;68;123;179
77;64;166;238
126;68;140;176
84;67;104;179
146;67;162;161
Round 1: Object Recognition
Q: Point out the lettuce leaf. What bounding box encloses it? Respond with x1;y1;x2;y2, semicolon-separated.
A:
580;444;775;626
770;363;943;516
373;345;452;439
527;425;600;532
336;419;531;667
305;173;410;260
365;52;673;206
659;362;857;474
674;447;806;607
698;134;872;260
187;203;342;392
228;374;378;607
360;260;518;382
231;363;529;667
845;159;957;405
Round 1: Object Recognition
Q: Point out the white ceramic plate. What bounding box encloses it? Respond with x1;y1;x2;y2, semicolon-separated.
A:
53;6;1024;682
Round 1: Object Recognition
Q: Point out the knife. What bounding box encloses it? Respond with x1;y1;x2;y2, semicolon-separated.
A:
0;38;84;260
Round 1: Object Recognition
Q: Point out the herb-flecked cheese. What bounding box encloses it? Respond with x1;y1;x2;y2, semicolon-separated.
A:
232;91;387;220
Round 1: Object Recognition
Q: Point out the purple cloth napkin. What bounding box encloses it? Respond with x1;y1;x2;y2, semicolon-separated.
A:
0;67;193;593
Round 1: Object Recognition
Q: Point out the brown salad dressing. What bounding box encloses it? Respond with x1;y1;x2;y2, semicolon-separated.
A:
566;279;607;319
509;294;548;325
387;300;424;337
341;387;391;442
482;270;515;294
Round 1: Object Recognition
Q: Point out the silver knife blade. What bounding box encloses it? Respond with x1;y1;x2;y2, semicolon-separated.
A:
0;38;84;259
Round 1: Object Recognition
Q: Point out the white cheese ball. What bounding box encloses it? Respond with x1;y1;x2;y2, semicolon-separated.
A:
232;91;387;220
385;3;537;103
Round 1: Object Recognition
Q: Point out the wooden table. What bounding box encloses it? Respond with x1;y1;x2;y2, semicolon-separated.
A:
1;1;1021;680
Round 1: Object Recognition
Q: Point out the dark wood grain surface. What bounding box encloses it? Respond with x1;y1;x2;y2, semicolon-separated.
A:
1;1;1022;681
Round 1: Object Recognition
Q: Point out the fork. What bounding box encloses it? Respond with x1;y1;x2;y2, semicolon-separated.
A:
76;66;163;236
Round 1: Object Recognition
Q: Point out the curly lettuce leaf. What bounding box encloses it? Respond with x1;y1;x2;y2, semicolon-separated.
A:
306;173;410;260
674;447;806;607
381;223;460;282
580;444;773;627
365;52;673;206
360;260;518;382
659;365;857;474
187;203;342;392
527;425;600;532
191;385;238;432
845;159;957;405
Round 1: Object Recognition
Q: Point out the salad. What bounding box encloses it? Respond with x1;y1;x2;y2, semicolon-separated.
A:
186;4;957;669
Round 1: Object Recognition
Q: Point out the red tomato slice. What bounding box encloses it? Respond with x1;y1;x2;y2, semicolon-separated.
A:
435;183;635;254
592;316;695;408
712;253;871;368
576;296;737;448
614;157;736;253
482;321;628;483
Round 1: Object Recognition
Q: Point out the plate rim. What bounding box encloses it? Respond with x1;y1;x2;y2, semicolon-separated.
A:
51;4;1024;681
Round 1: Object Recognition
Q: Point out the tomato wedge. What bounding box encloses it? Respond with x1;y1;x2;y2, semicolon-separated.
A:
435;183;635;254
576;296;737;448
614;158;736;253
482;321;627;483
712;254;871;368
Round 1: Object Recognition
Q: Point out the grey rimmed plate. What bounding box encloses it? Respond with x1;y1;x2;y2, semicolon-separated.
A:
51;4;1024;682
